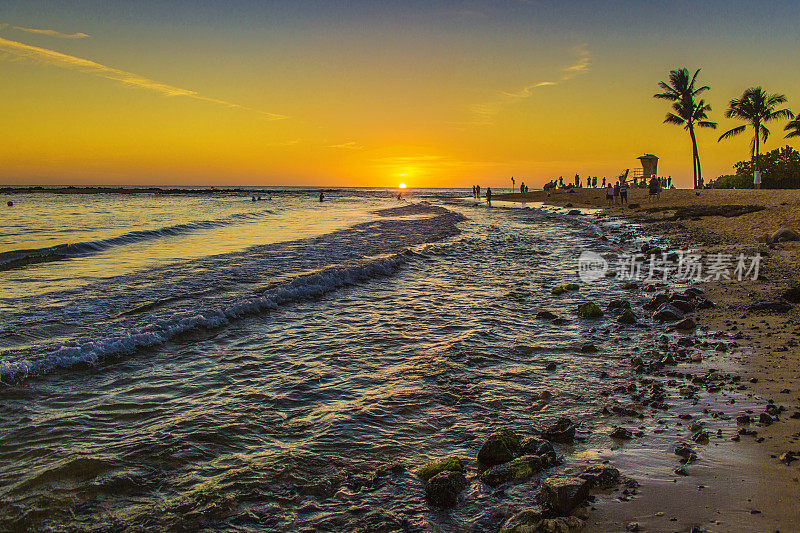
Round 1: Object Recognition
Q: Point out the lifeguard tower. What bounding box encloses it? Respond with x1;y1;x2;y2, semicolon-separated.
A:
634;154;659;180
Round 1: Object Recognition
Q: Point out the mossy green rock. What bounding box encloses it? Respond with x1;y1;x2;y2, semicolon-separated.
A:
480;455;542;487
551;286;567;295
374;463;406;478
576;302;603;318
617;309;637;324
564;283;580;291
415;456;464;482
477;429;521;466
499;509;544;533
623;282;638;290
645;246;662;256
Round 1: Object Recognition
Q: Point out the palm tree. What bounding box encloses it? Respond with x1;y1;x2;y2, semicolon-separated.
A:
654;68;715;189
785;115;800;139
718;87;794;176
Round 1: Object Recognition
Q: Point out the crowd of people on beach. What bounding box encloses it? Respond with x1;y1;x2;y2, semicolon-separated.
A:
471;172;675;208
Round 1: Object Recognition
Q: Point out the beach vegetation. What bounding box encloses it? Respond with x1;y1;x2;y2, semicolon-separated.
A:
711;145;800;189
654;68;716;189
718;87;794;183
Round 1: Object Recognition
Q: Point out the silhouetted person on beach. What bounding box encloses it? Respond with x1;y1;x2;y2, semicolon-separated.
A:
605;184;614;206
319;191;324;202
486;187;492;207
619;180;628;205
476;185;481;198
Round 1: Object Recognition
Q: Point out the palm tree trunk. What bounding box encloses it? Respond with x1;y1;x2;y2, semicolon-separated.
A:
696;150;702;188
689;125;699;189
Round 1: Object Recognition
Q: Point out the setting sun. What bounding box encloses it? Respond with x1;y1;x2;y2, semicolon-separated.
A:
398;183;407;189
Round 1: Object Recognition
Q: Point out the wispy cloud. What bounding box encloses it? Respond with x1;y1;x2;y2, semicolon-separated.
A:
13;26;89;39
328;141;364;150
467;44;591;124
0;35;286;119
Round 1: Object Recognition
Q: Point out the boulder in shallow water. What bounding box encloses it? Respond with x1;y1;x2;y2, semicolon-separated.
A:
477;429;521;466
542;417;576;444
607;299;631;310
577;302;603;318
480;455;543;487
617;309;637;324
425;470;467;508
644;293;670;310
539;475;591;514
564;283;580;291
415;456;465;482
520;436;554;456
653;303;684;322
499;508;545;533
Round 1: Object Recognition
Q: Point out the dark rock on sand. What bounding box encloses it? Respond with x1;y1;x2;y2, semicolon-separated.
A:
480;455;543;487
673;317;697;331
783;285;800;303
416;456;465;482
580;465;621;489
542;417;577;444
748;300;793;312
500;510;583;533
768;228;800;244
477;429;521;466
536;310;558;319
567;209;581;216
670;299;694;313
691;430;710;445
539;475;591;514
610;426;633;439
653;303;684;322
581;343;598;353
425;470;467;508
675;442;697;463
779;451;798;465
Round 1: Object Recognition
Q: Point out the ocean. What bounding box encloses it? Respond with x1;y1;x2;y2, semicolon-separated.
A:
0;187;661;531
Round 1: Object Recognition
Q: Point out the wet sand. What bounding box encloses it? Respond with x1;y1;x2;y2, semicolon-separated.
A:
498;188;800;532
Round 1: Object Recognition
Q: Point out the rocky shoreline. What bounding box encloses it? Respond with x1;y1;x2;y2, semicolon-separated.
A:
475;188;800;531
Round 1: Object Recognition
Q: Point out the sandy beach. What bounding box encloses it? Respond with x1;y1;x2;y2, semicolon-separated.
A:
494;187;800;531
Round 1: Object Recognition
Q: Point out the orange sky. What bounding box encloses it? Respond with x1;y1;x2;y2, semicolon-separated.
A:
1;1;799;188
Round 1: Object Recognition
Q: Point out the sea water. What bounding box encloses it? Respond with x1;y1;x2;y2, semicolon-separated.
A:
0;187;655;531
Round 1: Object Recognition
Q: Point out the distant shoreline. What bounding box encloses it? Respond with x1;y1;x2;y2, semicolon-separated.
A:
0;186;332;195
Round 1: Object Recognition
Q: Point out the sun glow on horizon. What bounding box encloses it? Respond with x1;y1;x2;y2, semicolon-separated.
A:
398;183;407;189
